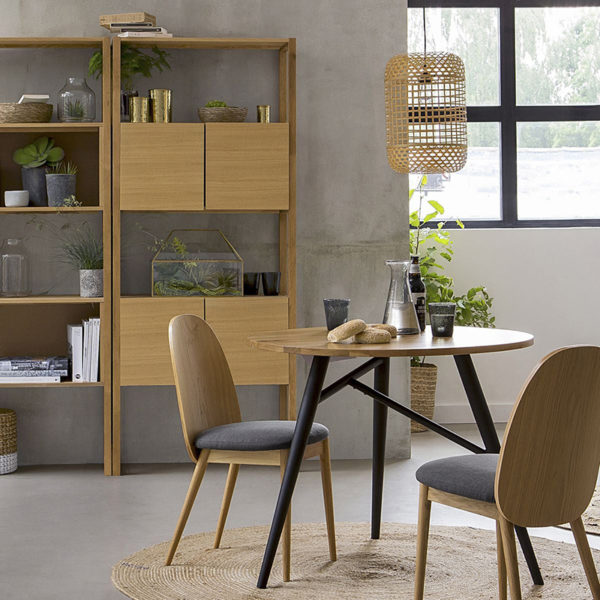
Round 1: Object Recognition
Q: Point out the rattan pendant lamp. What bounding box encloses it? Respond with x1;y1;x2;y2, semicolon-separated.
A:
385;9;467;174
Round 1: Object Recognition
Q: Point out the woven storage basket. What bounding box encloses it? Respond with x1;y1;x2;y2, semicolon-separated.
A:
197;106;248;123
410;363;437;433
0;409;17;474
0;102;53;123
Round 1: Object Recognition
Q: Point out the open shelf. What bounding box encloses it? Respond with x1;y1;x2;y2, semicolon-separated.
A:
0;123;104;133
0;295;103;304
0;206;103;213
0;37;105;48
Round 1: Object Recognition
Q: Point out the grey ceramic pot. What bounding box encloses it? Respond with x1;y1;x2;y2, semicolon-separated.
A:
46;174;76;207
80;269;103;298
21;166;47;206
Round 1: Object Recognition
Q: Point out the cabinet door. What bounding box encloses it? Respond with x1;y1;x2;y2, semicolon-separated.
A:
205;297;289;385
205;123;289;210
120;123;204;211
120;297;205;386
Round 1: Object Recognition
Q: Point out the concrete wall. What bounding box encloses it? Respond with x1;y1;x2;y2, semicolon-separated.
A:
432;227;600;424
0;0;410;464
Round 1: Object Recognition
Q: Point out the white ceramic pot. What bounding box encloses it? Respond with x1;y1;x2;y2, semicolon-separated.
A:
4;190;29;207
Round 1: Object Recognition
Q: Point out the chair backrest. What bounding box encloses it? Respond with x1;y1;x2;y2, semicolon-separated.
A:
168;314;241;461
495;345;600;527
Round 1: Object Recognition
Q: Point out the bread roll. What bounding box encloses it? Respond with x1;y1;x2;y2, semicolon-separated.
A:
368;323;398;338
327;319;367;342
355;327;392;344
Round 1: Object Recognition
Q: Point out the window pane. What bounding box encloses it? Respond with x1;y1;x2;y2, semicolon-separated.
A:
408;8;499;106
409;123;501;221
516;8;600;105
517;121;600;220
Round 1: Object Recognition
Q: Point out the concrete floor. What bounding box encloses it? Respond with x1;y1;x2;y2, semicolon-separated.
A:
1;425;597;600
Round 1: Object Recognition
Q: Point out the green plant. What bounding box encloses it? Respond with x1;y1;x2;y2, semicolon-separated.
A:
46;161;78;175
410;175;495;366
61;195;82;208
65;99;85;119
88;44;170;92
12;137;64;169
205;100;228;108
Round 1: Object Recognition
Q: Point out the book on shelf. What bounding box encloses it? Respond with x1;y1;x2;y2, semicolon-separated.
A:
67;324;83;382
100;12;156;28
112;26;168;33
0;356;68;371
0;370;68;377
0;376;61;384
18;94;50;104
118;31;173;38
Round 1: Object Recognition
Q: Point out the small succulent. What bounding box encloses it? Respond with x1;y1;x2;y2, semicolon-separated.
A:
46;161;78;175
61;195;82;207
205;100;228;107
13;137;64;169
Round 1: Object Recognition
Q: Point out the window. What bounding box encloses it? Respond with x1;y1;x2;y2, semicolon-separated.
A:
407;0;600;227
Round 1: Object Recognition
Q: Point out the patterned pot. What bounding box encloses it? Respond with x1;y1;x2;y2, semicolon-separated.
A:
80;269;103;298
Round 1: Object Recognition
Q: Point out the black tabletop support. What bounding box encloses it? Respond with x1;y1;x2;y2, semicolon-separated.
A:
371;358;389;539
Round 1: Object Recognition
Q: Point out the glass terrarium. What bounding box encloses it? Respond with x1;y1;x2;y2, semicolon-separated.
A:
152;229;243;296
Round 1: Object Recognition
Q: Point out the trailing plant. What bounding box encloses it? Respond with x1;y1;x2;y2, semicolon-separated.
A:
205;100;228;107
88;44;171;92
410;175;495;366
60;195;82;208
47;161;78;175
12;137;64;169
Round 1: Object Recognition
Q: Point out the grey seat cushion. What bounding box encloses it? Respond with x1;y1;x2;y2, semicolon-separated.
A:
415;453;499;503
194;420;329;451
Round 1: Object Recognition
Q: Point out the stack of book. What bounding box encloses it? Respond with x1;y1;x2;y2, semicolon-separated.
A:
0;357;69;384
67;317;101;383
100;12;173;38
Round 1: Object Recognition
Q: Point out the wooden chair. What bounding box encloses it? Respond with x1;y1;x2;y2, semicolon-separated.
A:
414;345;600;600
164;314;337;581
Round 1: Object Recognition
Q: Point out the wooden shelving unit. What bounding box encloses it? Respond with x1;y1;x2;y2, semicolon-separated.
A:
0;37;112;473
111;37;296;475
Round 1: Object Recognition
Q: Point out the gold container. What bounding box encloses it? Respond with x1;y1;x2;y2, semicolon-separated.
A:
149;88;172;123
257;104;271;123
129;96;150;123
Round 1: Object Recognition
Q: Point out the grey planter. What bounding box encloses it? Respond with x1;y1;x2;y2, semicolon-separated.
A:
80;269;103;298
21;166;47;206
46;174;76;207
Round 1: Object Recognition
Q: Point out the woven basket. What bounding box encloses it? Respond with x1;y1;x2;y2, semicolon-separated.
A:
0;409;17;474
197;106;248;123
0;102;53;123
410;363;437;433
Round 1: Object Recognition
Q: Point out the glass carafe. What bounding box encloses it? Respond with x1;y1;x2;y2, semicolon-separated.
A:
1;239;31;297
58;77;96;122
383;260;419;335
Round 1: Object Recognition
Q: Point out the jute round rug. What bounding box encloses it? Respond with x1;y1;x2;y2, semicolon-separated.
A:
112;522;598;599
560;486;600;536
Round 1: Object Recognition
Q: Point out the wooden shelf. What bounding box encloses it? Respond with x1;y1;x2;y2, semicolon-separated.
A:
0;295;103;304
117;37;289;50
0;381;104;388
0;206;102;213
121;294;288;300
0;37;105;48
0;122;104;133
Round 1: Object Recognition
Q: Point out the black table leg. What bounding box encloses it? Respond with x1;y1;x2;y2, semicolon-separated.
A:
372;357;389;539
257;355;330;589
454;354;544;586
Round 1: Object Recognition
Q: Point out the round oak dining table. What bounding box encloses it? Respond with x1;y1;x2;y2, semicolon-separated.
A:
248;325;540;589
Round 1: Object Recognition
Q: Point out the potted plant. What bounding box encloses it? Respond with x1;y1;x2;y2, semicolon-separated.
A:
88;44;170;121
59;223;103;297
45;161;78;207
12;137;64;206
409;175;495;432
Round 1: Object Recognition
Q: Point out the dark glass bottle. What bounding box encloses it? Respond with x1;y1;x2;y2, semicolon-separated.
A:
409;255;426;332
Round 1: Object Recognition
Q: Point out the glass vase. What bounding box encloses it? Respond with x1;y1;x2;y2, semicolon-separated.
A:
382;259;419;335
0;239;31;297
58;77;96;122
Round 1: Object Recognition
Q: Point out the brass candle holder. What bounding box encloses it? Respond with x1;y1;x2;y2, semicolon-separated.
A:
149;89;172;123
129;96;150;123
257;104;271;123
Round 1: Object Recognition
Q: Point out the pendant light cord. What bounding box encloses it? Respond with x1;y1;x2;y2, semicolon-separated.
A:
423;7;427;57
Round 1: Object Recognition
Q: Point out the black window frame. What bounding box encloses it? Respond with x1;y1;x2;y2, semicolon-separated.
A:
407;0;600;228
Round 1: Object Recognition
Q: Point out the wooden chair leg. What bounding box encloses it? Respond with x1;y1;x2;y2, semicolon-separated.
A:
414;484;432;600
571;516;600;600
213;463;240;549
319;438;337;561
280;450;291;582
498;515;522;600
496;521;507;600
165;449;210;566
